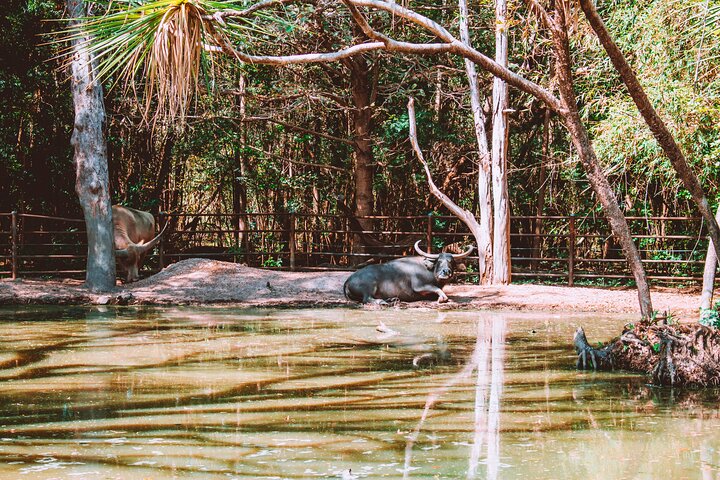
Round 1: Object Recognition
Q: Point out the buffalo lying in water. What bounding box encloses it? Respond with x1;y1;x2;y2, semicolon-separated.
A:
343;241;474;304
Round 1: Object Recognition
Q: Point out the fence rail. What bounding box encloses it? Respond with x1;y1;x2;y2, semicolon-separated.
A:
0;211;710;285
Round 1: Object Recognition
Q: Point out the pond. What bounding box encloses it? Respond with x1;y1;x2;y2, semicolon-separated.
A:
0;306;718;479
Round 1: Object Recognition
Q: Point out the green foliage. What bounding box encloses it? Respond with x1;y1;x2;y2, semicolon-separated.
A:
0;0;75;214
582;1;720;212
700;302;720;328
262;256;283;268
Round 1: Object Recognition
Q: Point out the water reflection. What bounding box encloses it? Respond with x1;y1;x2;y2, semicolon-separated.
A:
403;314;507;479
0;307;719;479
469;314;505;480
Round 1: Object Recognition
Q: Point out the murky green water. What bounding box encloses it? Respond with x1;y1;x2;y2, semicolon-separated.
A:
0;306;718;479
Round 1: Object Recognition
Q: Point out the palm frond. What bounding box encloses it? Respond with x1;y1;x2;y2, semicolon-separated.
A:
54;0;268;126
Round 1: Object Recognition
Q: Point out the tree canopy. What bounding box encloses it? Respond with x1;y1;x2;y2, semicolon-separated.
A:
3;0;720;231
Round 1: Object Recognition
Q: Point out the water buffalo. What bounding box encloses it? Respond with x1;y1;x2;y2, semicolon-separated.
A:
343;241;474;304
113;205;167;282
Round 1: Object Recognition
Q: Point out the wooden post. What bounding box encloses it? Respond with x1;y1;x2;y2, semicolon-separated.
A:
289;213;296;271
234;213;240;263
158;212;165;269
568;215;576;287
426;214;433;253
11;211;18;280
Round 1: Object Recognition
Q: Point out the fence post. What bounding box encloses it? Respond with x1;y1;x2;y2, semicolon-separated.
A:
158;212;165;270
11;211;18;280
426;214;433;253
289;213;296;271
568;215;575;287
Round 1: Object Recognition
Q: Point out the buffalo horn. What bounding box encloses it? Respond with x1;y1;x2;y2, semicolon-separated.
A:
450;244;475;259
137;221;169;255
414;240;439;259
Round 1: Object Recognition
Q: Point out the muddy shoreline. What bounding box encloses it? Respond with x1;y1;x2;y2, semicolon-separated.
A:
0;258;705;320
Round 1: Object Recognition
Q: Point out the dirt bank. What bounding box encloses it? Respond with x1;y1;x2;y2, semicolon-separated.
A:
0;258;704;320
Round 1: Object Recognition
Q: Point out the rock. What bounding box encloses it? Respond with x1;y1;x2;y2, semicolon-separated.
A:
95;295;112;305
115;292;134;305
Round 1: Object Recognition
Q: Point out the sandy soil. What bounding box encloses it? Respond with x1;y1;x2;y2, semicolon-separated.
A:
0;258;704;319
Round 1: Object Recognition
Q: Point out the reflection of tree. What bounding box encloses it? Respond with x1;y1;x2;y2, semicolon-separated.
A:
403;313;506;479
469;315;505;480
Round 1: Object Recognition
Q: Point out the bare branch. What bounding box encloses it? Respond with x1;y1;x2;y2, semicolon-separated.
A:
407;97;476;223
200;0;563;113
352;0;457;42
343;0;389;42
348;0;565;114
216;39;387;65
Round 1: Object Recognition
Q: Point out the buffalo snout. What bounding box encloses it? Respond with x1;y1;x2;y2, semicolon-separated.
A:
433;254;456;282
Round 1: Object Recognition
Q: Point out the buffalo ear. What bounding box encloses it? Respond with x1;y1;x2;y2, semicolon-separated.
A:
422;258;435;270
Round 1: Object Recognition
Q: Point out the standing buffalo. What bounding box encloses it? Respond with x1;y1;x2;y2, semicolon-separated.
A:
113;205;167;282
343;241;474;304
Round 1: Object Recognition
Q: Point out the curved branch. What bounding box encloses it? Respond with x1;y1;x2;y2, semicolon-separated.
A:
407;98;478;226
217;40;387;65
347;0;565;113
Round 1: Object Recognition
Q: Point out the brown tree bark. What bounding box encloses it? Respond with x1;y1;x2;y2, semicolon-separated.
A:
550;6;652;318
342;55;376;256
67;0;116;292
151;131;175;208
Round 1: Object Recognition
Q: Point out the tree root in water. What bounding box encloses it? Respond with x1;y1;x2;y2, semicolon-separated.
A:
574;322;720;387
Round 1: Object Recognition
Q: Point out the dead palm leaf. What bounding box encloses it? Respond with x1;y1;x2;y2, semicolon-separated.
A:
54;0;274;126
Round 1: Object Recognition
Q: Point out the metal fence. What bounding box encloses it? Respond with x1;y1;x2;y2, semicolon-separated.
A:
0;211;710;285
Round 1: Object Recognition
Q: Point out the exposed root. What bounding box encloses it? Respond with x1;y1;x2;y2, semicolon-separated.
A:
574;327;614;370
575;322;720;387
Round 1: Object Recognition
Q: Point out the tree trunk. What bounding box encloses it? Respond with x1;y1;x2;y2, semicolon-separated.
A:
344;56;376;256
67;0;115;292
151;131;175;209
233;74;248;256
491;0;511;284
551;7;653;318
700;204;720;310
531;109;551;270
459;0;493;284
579;0;720;261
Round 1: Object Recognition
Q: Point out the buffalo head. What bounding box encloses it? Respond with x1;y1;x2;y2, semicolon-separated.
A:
115;224;167;282
414;240;474;284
